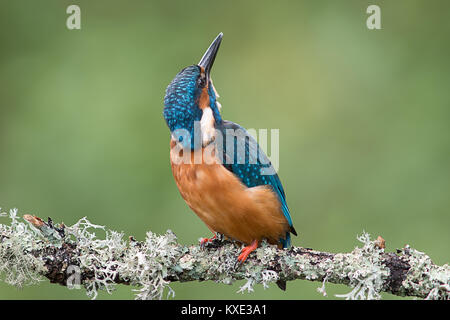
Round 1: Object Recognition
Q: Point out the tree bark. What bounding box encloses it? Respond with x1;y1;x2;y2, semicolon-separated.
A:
0;210;448;300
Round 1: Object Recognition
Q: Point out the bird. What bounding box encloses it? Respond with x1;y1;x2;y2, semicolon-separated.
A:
163;33;297;289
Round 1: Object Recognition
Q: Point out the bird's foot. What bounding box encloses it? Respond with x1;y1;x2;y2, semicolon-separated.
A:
236;240;258;266
199;234;217;249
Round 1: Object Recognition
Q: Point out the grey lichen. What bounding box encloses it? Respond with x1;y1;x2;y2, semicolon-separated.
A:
0;209;46;287
66;217;128;299
399;245;450;300
122;230;182;300
334;232;390;300
0;208;449;300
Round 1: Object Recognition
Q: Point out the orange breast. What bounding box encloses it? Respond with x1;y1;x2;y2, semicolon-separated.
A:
169;139;289;246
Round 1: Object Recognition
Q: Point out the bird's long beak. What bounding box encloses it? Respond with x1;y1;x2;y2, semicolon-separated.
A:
198;33;223;81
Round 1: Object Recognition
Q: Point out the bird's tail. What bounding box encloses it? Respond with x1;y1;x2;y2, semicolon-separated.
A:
279;232;291;248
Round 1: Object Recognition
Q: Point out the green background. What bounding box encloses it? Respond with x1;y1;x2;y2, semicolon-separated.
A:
0;0;449;299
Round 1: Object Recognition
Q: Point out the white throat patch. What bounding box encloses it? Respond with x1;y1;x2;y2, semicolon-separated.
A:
200;107;216;147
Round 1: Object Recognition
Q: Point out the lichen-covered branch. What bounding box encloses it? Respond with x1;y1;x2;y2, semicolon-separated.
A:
0;208;448;300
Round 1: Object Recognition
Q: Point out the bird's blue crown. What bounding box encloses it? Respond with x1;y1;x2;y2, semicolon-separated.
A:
163;65;222;149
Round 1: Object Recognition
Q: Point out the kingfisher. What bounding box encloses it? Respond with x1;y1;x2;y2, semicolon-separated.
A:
163;33;297;287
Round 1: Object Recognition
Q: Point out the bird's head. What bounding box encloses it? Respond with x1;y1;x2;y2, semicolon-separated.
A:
163;33;223;149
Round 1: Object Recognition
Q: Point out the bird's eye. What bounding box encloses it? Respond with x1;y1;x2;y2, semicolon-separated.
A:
197;73;206;88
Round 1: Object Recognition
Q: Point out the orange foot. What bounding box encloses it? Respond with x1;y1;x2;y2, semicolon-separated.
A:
199;234;217;249
237;240;259;265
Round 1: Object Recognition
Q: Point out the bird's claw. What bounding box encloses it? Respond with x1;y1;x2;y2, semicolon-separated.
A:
234;240;258;269
199;234;217;249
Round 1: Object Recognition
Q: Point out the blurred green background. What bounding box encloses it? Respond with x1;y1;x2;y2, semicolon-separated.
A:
0;0;449;300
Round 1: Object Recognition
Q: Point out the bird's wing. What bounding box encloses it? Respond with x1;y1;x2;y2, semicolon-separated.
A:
215;120;296;242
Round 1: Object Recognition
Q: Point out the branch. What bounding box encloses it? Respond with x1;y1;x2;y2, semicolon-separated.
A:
0;208;448;300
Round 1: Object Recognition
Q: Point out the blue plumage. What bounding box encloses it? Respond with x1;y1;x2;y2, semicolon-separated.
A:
216;121;296;248
164;66;202;149
164;65;223;149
